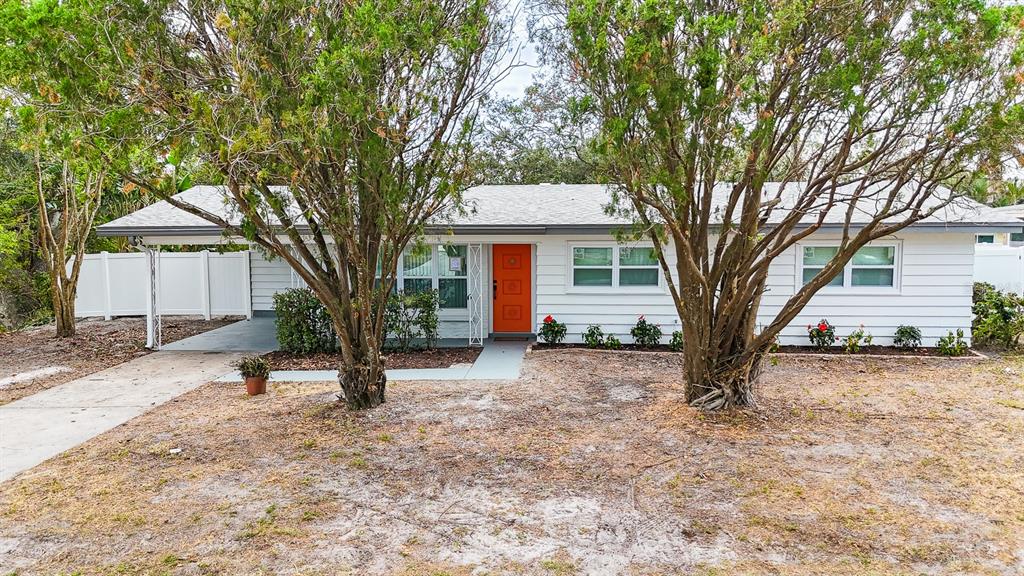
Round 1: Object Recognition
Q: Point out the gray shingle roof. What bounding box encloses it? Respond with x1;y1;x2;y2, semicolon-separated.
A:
97;183;1023;237
989;203;1024;221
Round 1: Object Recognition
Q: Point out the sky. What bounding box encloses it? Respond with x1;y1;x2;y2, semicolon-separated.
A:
491;5;541;99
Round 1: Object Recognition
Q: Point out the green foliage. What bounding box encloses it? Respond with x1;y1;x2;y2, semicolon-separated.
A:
583;324;605;348
669;330;684;352
971;283;1024;349
973;281;996;303
236;355;271;379
842;325;873;354
413;291;439;350
629;315;662;347
539;314;567;344
937;329;969;357
384;290;441;351
604;334;622;349
472;78;596;185
273;288;337;355
559;0;1024;403
893;325;923;349
0;0;509;406
807;319;836;350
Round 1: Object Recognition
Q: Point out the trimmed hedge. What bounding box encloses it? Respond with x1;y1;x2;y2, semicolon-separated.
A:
273;288;337;355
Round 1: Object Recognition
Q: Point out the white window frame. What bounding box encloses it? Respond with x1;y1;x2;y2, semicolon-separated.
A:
391;244;469;316
976;234;996;244
796;240;902;294
567;242;663;293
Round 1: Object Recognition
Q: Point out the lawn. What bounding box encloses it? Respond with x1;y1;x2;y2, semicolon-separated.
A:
1;350;1023;575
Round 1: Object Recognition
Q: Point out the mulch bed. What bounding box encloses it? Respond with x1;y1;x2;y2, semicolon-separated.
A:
533;342;969;357
532;343;681;352
262;347;483;371
776;345;954;356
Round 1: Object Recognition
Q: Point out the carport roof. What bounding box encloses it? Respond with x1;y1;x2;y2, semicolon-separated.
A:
96;183;1024;238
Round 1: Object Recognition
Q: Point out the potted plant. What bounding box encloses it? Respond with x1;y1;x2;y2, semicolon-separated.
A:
237;355;271;396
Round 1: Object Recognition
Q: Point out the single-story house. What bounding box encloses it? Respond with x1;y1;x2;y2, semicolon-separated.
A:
976;203;1024;246
98;183;1024;346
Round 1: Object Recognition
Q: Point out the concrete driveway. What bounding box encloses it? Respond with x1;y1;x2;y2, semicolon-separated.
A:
0;350;243;482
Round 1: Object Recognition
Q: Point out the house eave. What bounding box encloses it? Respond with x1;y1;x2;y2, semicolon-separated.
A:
97;221;1024;239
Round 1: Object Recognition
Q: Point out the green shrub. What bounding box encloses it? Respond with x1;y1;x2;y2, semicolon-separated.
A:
630;315;662;347
412;290;439;349
842;325;873;354
0;263;51;331
669;330;684;352
384;290;440;351
539;314;567;344
971;283;1024;349
973;281;995;304
937;329;968;357
583;325;605;348
806;319;835;350
893;325;922;349
273;288;337;355
604;334;622;349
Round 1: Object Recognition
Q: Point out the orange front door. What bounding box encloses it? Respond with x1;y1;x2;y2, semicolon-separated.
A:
492;244;532;333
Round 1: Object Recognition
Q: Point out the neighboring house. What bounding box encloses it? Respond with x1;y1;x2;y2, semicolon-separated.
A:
98;184;1023;346
975;204;1024;246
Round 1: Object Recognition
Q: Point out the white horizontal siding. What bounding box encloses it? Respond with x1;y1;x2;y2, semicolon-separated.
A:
248;232;975;347
248;246;488;341
535;232;974;347
761;232;974;346
250;251;292;312
534;235;680;343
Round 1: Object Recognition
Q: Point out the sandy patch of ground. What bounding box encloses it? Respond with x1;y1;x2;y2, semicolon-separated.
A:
0;350;1022;575
0;316;242;405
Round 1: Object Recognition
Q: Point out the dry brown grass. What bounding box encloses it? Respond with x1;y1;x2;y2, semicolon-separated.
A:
0;316;242;405
1;349;1022;575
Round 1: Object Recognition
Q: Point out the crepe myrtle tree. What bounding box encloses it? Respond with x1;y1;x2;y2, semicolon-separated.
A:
2;0;515;409
146;0;511;409
551;0;1024;409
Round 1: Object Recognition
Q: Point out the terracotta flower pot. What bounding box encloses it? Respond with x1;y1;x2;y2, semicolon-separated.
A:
245;376;267;396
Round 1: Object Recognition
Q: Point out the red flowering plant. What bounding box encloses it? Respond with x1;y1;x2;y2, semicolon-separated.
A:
630;315;663;347
539;314;567;344
807;318;836;350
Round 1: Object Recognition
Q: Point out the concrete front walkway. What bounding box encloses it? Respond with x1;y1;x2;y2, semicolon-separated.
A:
216;339;530;383
0;351;242;482
159;317;278;352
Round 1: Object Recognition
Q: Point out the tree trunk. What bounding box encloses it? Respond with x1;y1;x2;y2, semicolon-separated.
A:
680;292;766;410
683;337;763;410
51;277;76;338
336;344;386;410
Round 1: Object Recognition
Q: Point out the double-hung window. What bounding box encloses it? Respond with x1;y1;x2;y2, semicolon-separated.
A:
571;244;660;288
402;247;433;294
397;244;468;310
437;245;468;309
800;243;898;290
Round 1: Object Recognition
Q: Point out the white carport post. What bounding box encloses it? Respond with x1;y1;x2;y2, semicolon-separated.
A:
144;244;162;350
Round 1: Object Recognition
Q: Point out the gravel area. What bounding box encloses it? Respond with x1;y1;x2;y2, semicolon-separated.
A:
0;351;1022;574
0;316;243;405
263;347;483;371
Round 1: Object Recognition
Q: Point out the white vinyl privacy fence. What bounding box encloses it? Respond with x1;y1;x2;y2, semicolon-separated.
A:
73;251;252;319
974;245;1024;295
